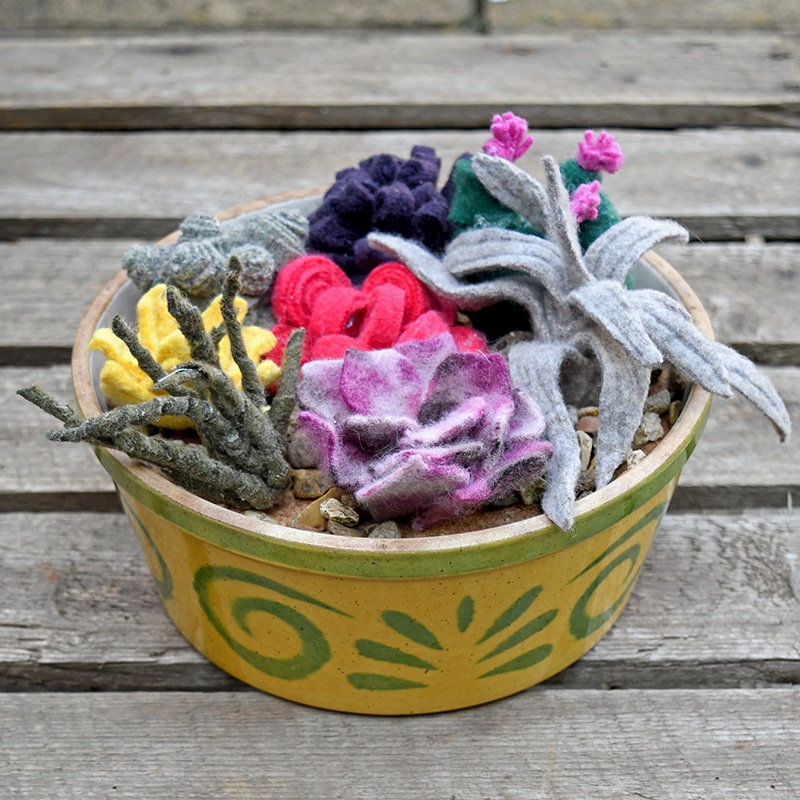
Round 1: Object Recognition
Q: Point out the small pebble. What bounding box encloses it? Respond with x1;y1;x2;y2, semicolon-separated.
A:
326;519;367;537
576;414;599;435
320;497;360;526
632;411;664;448
576;429;593;471
626;449;648;470
287;428;319;469
292;468;332;499
518;478;546;506
367;521;402;540
644;389;671;415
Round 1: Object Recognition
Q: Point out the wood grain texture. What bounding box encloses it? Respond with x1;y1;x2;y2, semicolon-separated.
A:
3;129;800;240
1;32;798;130
0;0;476;32
487;0;800;32
2;688;799;798
1;508;797;691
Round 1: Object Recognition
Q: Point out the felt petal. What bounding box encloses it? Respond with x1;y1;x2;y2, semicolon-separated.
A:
584;216;689;282
338;347;424;417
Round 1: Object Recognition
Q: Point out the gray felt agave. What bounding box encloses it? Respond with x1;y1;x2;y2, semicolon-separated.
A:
370;152;791;530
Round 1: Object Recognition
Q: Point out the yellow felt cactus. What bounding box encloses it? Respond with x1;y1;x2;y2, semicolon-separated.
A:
89;284;281;428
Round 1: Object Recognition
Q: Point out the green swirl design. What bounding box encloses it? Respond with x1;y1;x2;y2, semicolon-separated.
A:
568;501;667;641
121;496;173;600
194;565;348;681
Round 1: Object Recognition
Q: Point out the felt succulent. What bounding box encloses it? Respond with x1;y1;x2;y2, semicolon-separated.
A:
20;261;305;511
306;146;452;276
268;255;486;364
88;280;281;428
370;152;791;530
296;332;553;530
123;209;308;300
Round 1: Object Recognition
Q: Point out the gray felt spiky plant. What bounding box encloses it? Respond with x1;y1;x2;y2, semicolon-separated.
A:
18;258;305;511
370;152;791;530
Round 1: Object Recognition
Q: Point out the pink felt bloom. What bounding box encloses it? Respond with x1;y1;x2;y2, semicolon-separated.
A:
482;112;534;162
297;333;553;529
576;130;624;174
570;180;602;223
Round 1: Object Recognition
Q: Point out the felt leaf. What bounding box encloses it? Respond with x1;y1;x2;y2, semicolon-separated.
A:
471;152;551;234
509;340;584;530
577;331;652;487
444;227;567;297
584;216;689;283
542;156;592;290
709;341;791;441
634;289;733;397
569;280;663;368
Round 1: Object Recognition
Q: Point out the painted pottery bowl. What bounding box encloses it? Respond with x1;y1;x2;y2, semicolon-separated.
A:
72;190;713;715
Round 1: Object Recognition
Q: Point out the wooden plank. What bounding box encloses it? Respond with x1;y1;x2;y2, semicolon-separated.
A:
1;509;797;690
3;240;799;365
2;129;800;241
1;32;798;131
0;0;476;32
3;361;799;511
1;689;798;798
487;0;800;33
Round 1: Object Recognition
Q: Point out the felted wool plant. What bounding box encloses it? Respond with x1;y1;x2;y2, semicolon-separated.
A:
370;152;791;530
88;280;281;428
296;332;553;530
123;209;308;300
268;254;486;364
306;146;452;276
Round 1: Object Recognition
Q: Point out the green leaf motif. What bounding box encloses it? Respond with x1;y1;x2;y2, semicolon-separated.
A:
355;639;438;671
380;610;443;650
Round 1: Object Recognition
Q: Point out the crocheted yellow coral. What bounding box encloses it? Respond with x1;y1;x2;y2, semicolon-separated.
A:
89;284;280;428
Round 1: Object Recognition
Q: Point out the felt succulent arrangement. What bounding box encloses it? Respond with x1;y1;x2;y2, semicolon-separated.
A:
19;112;791;535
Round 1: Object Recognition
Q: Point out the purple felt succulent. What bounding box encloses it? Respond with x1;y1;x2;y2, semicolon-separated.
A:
307;146;453;277
296;333;553;529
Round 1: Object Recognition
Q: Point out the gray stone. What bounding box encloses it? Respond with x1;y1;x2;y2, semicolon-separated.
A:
292;468;332;499
644;389;672;415
633;411;665;448
287;428;319;469
367;521;402;540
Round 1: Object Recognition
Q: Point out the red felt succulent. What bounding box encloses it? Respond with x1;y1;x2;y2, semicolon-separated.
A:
269;255;487;363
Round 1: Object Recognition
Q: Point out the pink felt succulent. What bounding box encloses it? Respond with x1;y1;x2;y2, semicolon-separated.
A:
296;333;553;529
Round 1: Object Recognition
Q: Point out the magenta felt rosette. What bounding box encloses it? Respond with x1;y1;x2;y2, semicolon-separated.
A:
296;332;553;529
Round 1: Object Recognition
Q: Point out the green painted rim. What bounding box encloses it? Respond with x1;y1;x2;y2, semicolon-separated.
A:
74;193;714;582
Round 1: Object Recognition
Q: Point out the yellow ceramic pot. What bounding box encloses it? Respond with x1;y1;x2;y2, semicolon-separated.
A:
72;190;712;715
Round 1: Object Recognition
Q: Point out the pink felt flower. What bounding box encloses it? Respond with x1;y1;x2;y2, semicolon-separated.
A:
576;130;624;174
297;333;553;529
570;180;602;223
482;112;534;162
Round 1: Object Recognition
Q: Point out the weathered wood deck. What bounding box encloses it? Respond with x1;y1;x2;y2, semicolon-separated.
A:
1;22;799;799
